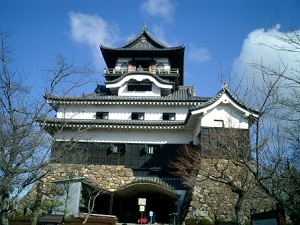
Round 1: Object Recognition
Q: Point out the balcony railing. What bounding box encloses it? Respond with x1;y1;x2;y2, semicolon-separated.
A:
104;68;179;75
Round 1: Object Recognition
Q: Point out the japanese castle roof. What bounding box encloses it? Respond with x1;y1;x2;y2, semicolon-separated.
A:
42;85;258;130
45;86;208;106
114;177;181;198
40;117;187;130
100;25;184;52
190;84;258;114
45;84;256;112
100;25;185;85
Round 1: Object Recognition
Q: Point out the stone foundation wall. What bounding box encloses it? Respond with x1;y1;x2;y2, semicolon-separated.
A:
186;159;275;222
44;163;134;190
189;179;237;221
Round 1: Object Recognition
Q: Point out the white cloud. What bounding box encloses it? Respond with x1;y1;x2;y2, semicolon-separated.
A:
187;45;211;63
151;25;172;46
140;0;176;22
68;12;120;69
232;25;300;92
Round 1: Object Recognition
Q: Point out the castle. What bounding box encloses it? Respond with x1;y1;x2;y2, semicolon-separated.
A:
41;25;259;224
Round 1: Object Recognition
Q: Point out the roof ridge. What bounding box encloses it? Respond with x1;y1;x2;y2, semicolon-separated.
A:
120;27;168;49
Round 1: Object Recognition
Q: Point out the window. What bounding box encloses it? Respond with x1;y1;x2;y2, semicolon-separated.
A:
121;63;128;68
147;146;155;154
132;112;144;120
120;63;128;73
163;113;175;120
157;63;164;70
111;145;118;153
96;112;108;119
128;82;152;91
144;145;157;154
111;144;125;153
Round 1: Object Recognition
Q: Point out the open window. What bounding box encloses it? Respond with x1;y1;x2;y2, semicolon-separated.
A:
120;63;128;73
96;112;109;119
128;82;152;91
131;112;145;120
156;63;164;72
163;113;175;120
145;145;156;154
110;143;125;154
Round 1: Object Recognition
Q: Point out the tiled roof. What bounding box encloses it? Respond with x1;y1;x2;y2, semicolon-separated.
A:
190;84;259;114
133;177;186;190
114;176;179;198
101;26;184;51
45;86;210;104
100;45;184;52
121;26;169;49
40;118;186;130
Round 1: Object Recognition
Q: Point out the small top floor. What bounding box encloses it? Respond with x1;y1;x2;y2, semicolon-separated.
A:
100;26;185;89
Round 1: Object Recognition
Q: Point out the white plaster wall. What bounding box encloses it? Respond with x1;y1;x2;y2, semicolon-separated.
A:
54;128;193;144
193;117;202;145
57;104;188;121
201;104;249;129
55;182;81;216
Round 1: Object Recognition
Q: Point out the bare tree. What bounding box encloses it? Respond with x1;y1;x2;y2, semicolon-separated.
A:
242;25;300;224
0;31;93;225
209;23;300;224
170;127;256;225
81;183;104;225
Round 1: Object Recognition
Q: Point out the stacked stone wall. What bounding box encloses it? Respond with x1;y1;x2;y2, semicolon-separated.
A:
187;159;275;223
44;163;134;190
22;162;275;224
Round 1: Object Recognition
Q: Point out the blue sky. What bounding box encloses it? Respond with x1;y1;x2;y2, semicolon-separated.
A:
1;0;300;97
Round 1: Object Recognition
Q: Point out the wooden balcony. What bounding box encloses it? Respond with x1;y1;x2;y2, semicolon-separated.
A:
104;68;179;76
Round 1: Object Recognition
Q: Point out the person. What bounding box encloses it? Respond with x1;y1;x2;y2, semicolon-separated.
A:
137;65;143;71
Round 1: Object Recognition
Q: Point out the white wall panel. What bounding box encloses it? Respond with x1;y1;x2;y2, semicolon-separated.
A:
57;105;189;121
201;104;249;129
54;128;193;144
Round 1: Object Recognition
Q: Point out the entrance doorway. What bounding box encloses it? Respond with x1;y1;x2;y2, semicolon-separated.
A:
93;181;178;224
116;192;177;223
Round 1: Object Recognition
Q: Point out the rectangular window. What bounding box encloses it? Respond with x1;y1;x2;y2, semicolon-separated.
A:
111;144;125;153
163;113;175;120
96;112;108;119
132;112;144;120
147;146;155;154
128;83;152;91
144;144;157;154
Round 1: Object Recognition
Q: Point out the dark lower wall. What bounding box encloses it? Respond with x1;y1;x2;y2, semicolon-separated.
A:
51;141;181;176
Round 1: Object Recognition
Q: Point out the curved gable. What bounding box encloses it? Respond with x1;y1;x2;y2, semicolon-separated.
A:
187;86;259;130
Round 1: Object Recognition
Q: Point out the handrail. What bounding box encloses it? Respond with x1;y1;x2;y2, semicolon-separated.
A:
104;68;179;75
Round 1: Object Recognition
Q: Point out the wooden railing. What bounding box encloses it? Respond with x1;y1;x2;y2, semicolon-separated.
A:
104;68;179;75
80;213;117;219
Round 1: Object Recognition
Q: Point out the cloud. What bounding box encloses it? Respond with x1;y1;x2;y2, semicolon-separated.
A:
151;25;172;46
187;45;211;63
231;25;300;94
68;12;120;69
140;0;176;22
